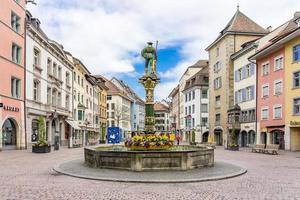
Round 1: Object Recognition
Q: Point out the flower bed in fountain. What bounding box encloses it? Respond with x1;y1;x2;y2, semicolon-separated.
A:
125;133;174;151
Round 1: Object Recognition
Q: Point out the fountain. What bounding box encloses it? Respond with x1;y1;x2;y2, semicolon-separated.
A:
84;42;214;171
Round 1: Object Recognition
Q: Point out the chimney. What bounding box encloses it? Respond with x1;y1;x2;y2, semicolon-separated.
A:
294;11;300;19
267;26;272;32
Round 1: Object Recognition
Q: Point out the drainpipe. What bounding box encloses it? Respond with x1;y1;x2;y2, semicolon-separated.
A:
23;11;27;150
248;58;258;145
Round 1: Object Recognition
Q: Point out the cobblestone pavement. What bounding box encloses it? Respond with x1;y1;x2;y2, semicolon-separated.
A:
0;146;300;200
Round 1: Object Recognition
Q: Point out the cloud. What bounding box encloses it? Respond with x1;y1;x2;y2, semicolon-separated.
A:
27;0;300;100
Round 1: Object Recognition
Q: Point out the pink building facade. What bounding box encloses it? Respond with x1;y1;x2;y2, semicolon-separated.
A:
256;48;286;149
0;0;26;150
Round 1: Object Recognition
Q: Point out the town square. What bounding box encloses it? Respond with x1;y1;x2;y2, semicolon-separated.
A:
1;0;300;199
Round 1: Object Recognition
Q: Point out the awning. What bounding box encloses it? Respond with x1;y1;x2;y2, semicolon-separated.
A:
65;120;81;130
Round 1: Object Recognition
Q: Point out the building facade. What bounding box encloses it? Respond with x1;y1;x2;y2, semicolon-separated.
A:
111;77;145;132
179;60;206;140
105;79;132;138
231;24;287;147
168;85;180;132
0;0;26;150
250;12;300;150
26;12;73;147
154;102;170;132
182;65;209;143
206;8;268;146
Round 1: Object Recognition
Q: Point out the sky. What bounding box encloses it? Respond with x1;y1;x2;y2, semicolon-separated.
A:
26;0;300;100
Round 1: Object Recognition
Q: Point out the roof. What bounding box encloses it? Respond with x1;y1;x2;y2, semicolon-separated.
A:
250;12;300;60
179;60;209;82
168;84;179;98
105;79;134;102
154;102;169;112
206;9;268;50
183;65;209;92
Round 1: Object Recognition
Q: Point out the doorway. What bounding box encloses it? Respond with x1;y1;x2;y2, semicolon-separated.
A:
2;118;17;150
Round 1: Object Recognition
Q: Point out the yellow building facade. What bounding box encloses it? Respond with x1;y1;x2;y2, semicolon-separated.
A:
285;36;300;151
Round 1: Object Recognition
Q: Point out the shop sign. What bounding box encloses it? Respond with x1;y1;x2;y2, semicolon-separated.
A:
3;105;19;112
290;121;300;126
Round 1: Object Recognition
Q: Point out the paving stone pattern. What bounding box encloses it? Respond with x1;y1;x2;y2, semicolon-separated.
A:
0;147;300;200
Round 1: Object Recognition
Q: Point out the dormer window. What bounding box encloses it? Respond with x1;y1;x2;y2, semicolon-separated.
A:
297;19;300;27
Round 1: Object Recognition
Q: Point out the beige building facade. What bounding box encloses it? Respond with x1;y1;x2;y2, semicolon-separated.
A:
206;8;268;146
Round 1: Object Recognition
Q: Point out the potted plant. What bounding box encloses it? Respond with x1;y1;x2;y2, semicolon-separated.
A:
32;116;51;153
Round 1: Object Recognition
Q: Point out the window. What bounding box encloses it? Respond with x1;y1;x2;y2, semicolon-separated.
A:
236;89;243;103
86;99;89;109
107;95;112;100
216;47;219;57
111;103;115;110
58;66;62;80
192;104;195;114
274;80;283;95
192;91;195;99
293;44;300;62
188;106;191;114
12;43;21;64
73;72;76;82
202;89;208;98
185;107;187;115
274;56;284;71
185;94;188;102
273;105;282;119
47;87;51;104
78;110;83;121
90;88;92;96
52;89;57;106
192;118;195;127
261;107;269;120
215;114;221;123
214;77;221;89
214;61;221;72
57;92;61;107
11;12;20;32
111;112;115;118
262;63;269;76
245;86;254;101
65;95;70;110
237;68;242;81
262;84;269;98
33;80;40;101
65;72;70;86
188;92;191;101
77;75;80;84
294;71;300;88
215;96;221;107
294;98;300;115
86;85;88;93
81;95;83;103
33;48;41;68
111;120;115;127
53;63;57;78
245;65;251;78
81;78;83;87
201;117;208;126
47;58;52;74
11;77;21;98
201;104;208;113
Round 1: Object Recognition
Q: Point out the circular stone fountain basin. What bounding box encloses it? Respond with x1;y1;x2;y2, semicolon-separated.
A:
84;145;214;172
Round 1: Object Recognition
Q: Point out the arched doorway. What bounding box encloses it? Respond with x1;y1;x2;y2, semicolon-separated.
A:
214;129;223;145
248;130;256;145
271;130;285;149
241;130;247;147
2;118;17;150
261;132;267;146
202;131;209;143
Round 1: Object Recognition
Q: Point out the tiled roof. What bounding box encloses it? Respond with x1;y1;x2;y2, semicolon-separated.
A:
154;102;169;112
183;65;209;91
206;9;268;50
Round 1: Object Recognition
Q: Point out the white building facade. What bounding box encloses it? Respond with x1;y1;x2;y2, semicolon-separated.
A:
25;13;73;147
182;66;209;143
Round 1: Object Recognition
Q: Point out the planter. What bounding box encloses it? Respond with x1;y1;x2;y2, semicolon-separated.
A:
99;140;106;144
125;145;173;151
227;145;239;151
32;145;51;153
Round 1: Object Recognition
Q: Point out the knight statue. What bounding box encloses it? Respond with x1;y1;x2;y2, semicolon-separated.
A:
141;41;157;77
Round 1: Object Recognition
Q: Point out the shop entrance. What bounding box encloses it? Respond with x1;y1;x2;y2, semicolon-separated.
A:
2;118;17;150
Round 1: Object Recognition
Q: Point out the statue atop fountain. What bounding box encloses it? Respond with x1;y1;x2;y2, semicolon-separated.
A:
139;42;160;132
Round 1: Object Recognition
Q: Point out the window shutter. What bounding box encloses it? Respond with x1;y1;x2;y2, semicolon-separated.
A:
242;89;246;102
250;64;255;75
241;66;246;79
251;85;255;100
235;71;238;82
235;91;238;104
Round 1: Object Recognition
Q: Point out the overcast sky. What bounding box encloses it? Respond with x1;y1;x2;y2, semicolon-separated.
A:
27;0;300;100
